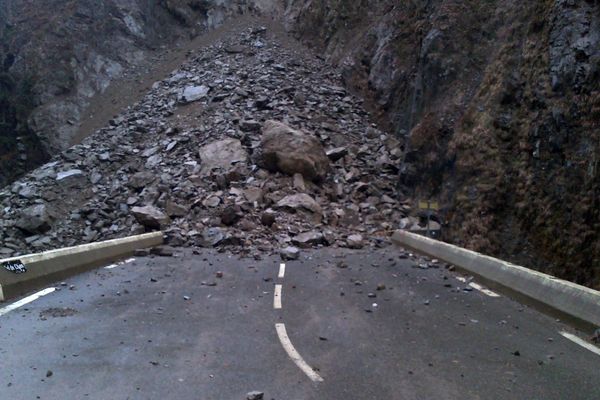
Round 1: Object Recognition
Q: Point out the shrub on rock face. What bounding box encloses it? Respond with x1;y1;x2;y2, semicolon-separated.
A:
257;120;331;183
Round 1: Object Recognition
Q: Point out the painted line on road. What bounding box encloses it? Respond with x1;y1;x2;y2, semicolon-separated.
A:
274;284;282;309
0;287;56;317
456;277;500;297
559;331;600;357
275;323;324;382
104;257;136;270
278;263;286;279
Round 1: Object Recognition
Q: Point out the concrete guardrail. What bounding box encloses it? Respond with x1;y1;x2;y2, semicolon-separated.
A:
392;230;600;327
0;232;163;301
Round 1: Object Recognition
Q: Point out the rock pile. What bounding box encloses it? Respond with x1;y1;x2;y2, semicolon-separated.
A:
0;26;409;258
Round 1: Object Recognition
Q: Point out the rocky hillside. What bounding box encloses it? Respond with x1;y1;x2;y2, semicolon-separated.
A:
0;24;403;260
0;0;268;186
283;0;600;288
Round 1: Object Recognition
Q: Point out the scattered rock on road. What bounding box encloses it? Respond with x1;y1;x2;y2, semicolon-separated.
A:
347;234;364;249
151;245;174;257
280;246;300;260
246;391;264;400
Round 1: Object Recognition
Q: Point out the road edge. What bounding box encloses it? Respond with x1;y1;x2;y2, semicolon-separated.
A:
391;230;600;327
0;232;163;301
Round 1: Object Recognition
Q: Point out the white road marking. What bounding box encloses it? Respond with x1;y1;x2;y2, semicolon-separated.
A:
104;257;136;270
275;323;324;382
456;277;500;297
0;287;56;317
278;263;286;279
560;331;600;357
274;284;282;309
468;282;500;297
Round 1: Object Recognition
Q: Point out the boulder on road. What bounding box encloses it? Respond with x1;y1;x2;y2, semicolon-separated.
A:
131;205;170;229
347;234;364;249
198;138;248;176
257;120;331;182
280;246;300;260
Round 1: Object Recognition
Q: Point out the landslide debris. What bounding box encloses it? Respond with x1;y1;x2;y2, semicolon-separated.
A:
0;26;407;259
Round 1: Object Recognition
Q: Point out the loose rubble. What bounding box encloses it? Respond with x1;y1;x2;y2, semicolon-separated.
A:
0;26;408;258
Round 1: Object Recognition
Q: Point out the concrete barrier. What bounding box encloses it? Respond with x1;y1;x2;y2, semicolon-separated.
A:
0;232;163;301
392;230;600;327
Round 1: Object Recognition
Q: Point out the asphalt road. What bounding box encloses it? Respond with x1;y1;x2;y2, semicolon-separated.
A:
0;246;598;399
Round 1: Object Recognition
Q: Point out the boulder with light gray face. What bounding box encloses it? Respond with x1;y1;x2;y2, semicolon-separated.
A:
257;120;331;182
131;205;170;229
198;138;248;176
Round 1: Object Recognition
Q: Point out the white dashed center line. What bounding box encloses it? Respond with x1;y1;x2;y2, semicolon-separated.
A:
560;331;600;357
275;323;324;382
278;263;286;278
0;287;56;317
274;284;282;309
104;257;136;270
456;277;500;297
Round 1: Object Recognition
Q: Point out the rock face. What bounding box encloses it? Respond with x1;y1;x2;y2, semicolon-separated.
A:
257;120;331;182
284;0;600;289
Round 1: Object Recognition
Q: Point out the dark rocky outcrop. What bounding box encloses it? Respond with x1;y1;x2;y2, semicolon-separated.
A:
283;0;600;288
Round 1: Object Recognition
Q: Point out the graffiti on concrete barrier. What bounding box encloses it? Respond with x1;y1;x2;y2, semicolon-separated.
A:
2;260;27;274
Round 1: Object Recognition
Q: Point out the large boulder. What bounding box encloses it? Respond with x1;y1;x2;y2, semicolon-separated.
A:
198;138;248;176
131;206;170;229
15;204;53;234
257;120;331;182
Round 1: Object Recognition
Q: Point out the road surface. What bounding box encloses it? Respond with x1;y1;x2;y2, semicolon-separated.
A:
0;247;598;399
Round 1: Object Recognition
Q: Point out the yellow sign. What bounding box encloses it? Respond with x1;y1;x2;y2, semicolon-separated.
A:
418;200;440;211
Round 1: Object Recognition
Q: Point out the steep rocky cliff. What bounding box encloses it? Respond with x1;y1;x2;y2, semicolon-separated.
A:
283;0;600;287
